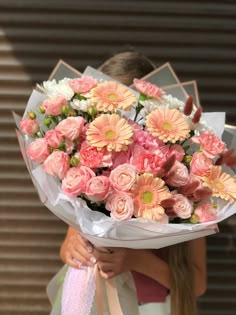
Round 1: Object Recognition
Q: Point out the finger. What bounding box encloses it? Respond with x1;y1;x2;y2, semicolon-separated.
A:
71;247;96;266
97;262;114;273
99;269;116;280
64;253;81;268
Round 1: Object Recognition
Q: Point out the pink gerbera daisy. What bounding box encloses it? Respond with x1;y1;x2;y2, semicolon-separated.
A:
131;173;171;217
91;81;136;112
146;108;190;143
201;166;236;202
86;114;133;152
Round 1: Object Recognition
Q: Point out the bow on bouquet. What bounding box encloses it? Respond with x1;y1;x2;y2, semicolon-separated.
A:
14;61;236;315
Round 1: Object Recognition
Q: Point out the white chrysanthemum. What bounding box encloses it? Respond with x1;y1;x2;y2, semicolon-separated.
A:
140;93;184;113
140;99;163;113
70;99;92;112
162;94;184;110
41;78;74;100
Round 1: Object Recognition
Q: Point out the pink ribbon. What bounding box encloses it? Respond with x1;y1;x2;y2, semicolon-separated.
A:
61;265;123;315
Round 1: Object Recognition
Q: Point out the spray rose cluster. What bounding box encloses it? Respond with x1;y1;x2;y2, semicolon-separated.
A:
19;76;236;224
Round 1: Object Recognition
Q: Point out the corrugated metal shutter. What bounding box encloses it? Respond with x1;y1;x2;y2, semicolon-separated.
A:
0;1;235;314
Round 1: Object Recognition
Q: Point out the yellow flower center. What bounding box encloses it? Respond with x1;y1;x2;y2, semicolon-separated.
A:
142;191;153;203
105;129;116;139
215;181;224;191
162;122;172;130
108;93;118;101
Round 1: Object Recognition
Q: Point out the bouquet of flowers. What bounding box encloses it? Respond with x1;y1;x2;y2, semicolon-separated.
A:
14;61;236;315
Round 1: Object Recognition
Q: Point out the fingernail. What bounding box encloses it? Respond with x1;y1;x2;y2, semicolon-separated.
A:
87;246;93;253
90;257;96;264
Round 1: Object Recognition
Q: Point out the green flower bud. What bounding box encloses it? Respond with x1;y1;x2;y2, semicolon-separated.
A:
183;155;192;164
87;106;97;117
27;111;36;119
190;214;199;224
39;105;45;114
62;105;70;116
70;156;80;167
44;117;52;128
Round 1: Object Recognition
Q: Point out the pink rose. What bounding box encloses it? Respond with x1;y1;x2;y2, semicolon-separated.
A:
133;79;164;99
110;163;137;192
20;117;39;136
166;193;193;219
190;152;213;176
194;202;217;222
85;176;110;202
56;117;85;140
27;138;50;163
190;131;225;158
165;161;189;187
168;144;185;162
106;192;134;221
80;142;112;168
42;94;67;116
62;166;95;197
43;151;70;179
45;130;64;148
69;76;98;94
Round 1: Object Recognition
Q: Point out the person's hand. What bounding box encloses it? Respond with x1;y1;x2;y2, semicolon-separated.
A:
60;229;97;269
93;247;136;279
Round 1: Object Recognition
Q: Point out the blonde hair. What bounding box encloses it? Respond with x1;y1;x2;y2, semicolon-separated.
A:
168;243;198;315
100;51;198;315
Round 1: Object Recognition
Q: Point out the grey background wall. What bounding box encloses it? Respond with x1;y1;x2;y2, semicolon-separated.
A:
0;0;235;314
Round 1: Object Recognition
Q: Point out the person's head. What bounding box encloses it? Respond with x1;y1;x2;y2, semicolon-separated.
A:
98;51;155;85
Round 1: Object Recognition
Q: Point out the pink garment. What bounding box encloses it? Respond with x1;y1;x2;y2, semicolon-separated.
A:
132;249;168;303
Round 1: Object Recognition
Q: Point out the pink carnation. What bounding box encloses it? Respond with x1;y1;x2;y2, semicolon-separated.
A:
69;76;97;94
133;79;164;99
190;152;213;176
62;166;95;197
85;176;110;202
42;94;67;116
106;192;134;221
79;142;112;168
56;117;85;140
45;130;64;148
190;131;225;158
43;151;70;179
194;202;217;223
110;163;137;192
130;144;165;175
27;138;50;163
165;161;189;187
20;117;39;136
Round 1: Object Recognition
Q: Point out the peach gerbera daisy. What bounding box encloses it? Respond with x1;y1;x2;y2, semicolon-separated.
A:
131;173;171;217
146;108;190;143
201;166;236;202
86;114;133;152
91;81;136;112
